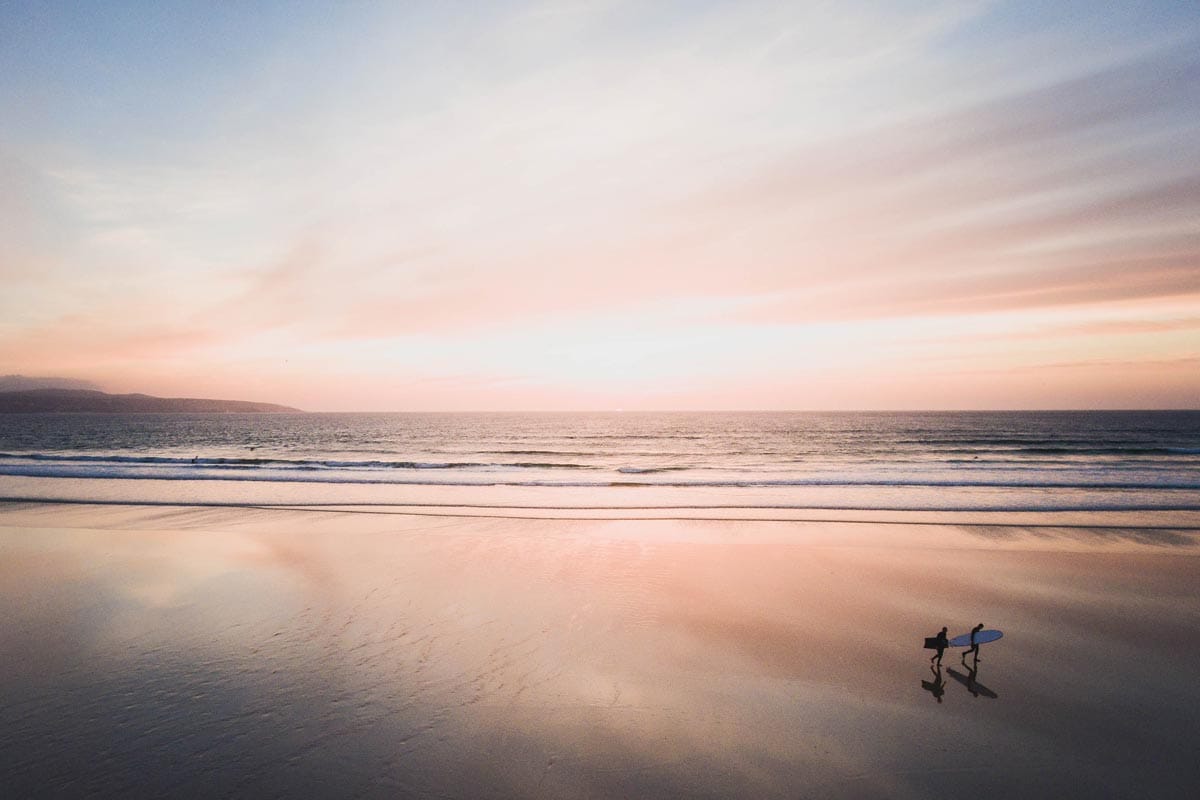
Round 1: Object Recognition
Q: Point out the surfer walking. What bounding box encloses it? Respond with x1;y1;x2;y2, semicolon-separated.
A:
962;623;985;664
929;626;949;666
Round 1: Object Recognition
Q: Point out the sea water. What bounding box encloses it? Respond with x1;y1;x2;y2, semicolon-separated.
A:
1;411;1197;512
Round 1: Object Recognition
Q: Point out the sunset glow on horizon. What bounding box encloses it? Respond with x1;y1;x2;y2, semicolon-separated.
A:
2;1;1198;411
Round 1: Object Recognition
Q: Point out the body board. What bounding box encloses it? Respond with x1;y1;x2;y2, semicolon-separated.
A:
923;637;946;650
948;629;1003;648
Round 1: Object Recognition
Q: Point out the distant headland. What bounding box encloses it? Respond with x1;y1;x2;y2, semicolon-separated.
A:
0;388;301;414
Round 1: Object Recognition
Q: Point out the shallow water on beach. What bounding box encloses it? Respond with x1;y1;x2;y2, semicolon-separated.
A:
2;505;1198;798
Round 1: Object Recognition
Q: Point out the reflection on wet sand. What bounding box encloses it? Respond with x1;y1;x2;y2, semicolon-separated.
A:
2;503;1199;798
921;665;947;703
947;663;999;699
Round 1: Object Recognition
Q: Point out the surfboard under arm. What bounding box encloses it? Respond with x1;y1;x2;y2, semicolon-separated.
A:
947;629;1003;648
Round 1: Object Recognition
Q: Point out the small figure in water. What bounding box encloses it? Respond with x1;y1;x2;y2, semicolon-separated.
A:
929;626;949;666
962;623;985;664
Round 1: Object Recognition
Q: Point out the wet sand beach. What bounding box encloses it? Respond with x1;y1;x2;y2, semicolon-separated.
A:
2;501;1199;798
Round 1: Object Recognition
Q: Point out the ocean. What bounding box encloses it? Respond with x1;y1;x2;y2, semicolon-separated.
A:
1;410;1197;512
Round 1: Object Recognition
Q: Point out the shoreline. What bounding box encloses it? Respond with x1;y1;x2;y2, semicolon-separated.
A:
4;473;1200;531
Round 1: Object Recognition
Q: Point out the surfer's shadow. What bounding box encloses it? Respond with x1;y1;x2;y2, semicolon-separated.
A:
921;661;999;702
945;661;999;699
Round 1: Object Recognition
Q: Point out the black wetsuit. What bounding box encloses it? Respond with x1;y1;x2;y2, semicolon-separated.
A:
931;631;948;664
964;625;984;662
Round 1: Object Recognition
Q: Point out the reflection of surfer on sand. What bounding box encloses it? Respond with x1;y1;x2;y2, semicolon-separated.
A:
921;665;946;703
947;662;999;699
962;661;981;696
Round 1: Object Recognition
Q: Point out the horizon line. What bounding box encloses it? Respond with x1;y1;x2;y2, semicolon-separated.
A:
279;407;1200;414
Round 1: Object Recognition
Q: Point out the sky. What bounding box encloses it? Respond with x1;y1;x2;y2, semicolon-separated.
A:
1;0;1198;411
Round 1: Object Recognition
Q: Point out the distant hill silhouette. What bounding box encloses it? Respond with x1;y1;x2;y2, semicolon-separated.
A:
0;375;102;392
0;388;301;413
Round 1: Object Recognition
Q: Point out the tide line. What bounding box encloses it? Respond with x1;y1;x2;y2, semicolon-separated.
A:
2;496;1200;530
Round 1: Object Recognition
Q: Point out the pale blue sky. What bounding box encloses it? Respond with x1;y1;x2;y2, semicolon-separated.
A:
2;1;1198;409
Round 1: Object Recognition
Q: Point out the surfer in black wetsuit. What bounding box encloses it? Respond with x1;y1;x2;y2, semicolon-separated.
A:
930;626;949;666
962;622;984;664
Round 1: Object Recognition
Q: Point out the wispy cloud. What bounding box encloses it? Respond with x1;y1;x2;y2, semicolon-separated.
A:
1;1;1197;408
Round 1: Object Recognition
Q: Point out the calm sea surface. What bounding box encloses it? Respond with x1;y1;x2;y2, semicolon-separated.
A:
1;411;1197;511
